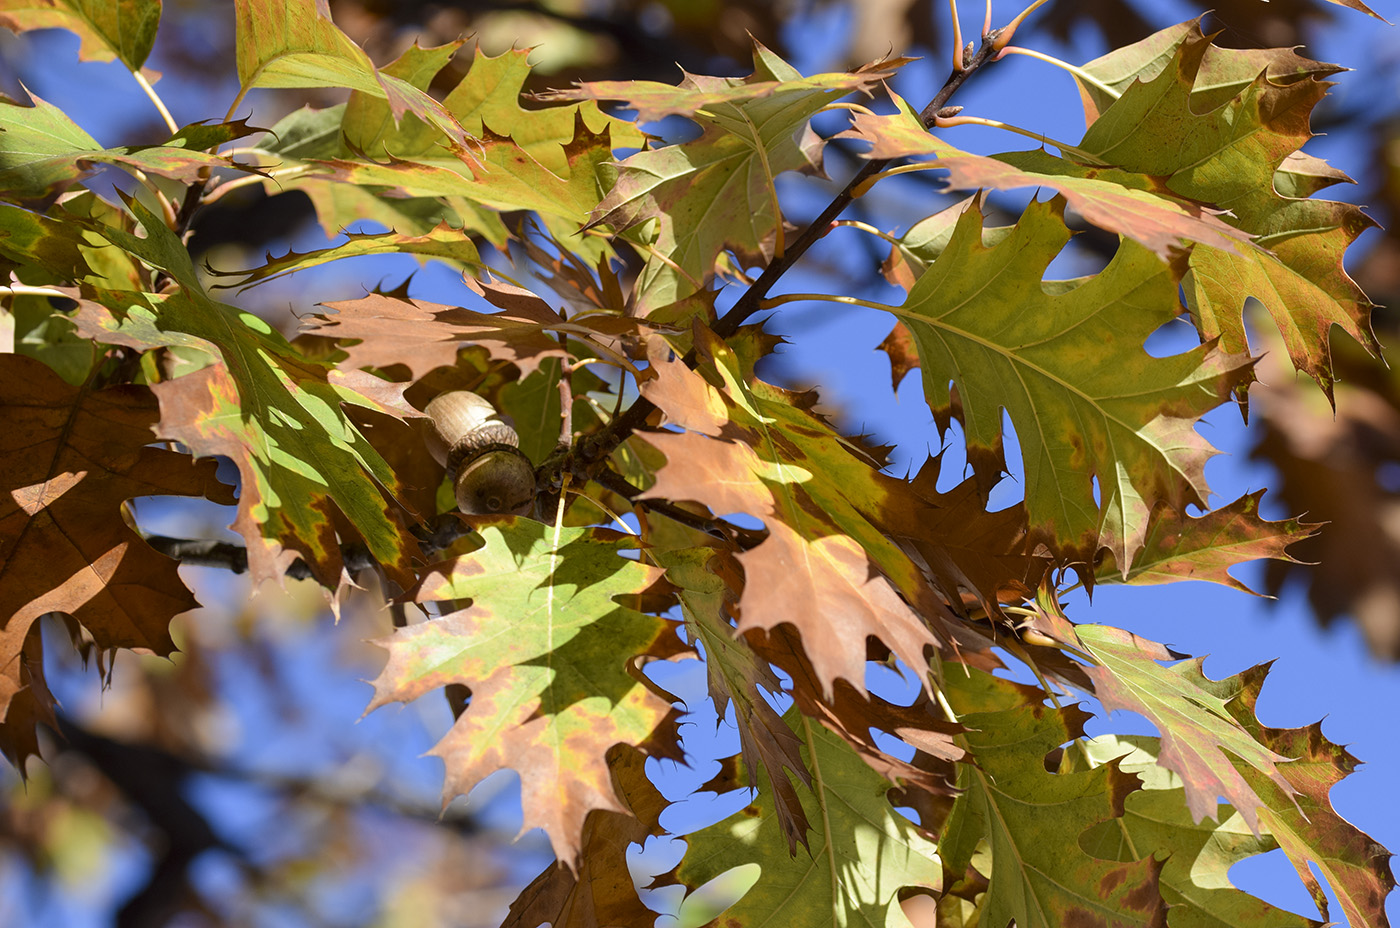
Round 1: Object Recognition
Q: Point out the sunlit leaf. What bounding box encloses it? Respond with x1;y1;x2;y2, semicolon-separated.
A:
369;517;675;866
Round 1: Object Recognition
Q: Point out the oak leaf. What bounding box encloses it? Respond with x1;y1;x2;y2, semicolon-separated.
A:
566;43;895;310
639;328;953;696
0;0;160;70
1072;22;1377;401
369;518;676;866
1072;626;1297;833
503;746;668;928
0;354;232;765
0;94;262;200
1094;490;1318;592
1078;734;1320;928
896;196;1251;572
68;199;424;589
940;668;1167;928
1224;663;1395;927
666;709;941;927
838;91;1254;261
233;0;471;150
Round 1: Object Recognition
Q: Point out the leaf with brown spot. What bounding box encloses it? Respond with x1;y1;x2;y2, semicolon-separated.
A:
1095;491;1318;592
940;668;1167;928
0;354;232;766
0;94;262;201
369;517;675;867
1077;734;1321;928
1071;23;1377;402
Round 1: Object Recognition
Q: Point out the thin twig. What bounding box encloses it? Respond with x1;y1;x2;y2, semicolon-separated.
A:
592;469;768;549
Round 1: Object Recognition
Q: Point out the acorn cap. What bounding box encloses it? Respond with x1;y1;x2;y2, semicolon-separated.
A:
453;447;536;516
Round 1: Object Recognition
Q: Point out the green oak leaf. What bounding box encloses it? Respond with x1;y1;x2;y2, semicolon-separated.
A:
1073;23;1376;401
369;517;674;867
233;0;470;149
897;196;1250;573
668;709;940;927
253;43;632;256
656;544;813;852
205;220;481;289
0;0;160;70
564;43;896;311
1077;734;1319;928
940;668;1167;928
0;94;261;200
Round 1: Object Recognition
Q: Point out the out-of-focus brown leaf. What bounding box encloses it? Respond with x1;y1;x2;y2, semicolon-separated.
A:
0;355;232;766
1251;333;1400;657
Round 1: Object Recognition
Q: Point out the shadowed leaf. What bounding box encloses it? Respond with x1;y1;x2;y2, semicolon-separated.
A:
941;668;1167;928
666;709;941;927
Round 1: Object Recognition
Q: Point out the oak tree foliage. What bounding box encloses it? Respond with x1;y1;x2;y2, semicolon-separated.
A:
0;0;1394;925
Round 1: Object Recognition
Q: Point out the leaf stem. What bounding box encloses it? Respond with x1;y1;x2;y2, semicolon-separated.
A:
223;85;252;127
933;113;1108;164
127;167;179;228
994;0;1052;52
832;219;901;245
821;101;878;117
760;292;899;313
132;69;179;137
0;285;73;299
997;45;1121;99
948;0;965;72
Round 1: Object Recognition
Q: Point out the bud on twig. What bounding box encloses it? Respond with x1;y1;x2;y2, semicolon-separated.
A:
423;391;536;516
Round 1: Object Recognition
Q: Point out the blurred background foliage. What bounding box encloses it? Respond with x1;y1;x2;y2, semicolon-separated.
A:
1;1;1398;925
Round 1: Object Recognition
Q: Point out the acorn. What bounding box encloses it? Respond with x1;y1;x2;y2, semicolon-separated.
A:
423;390;536;516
